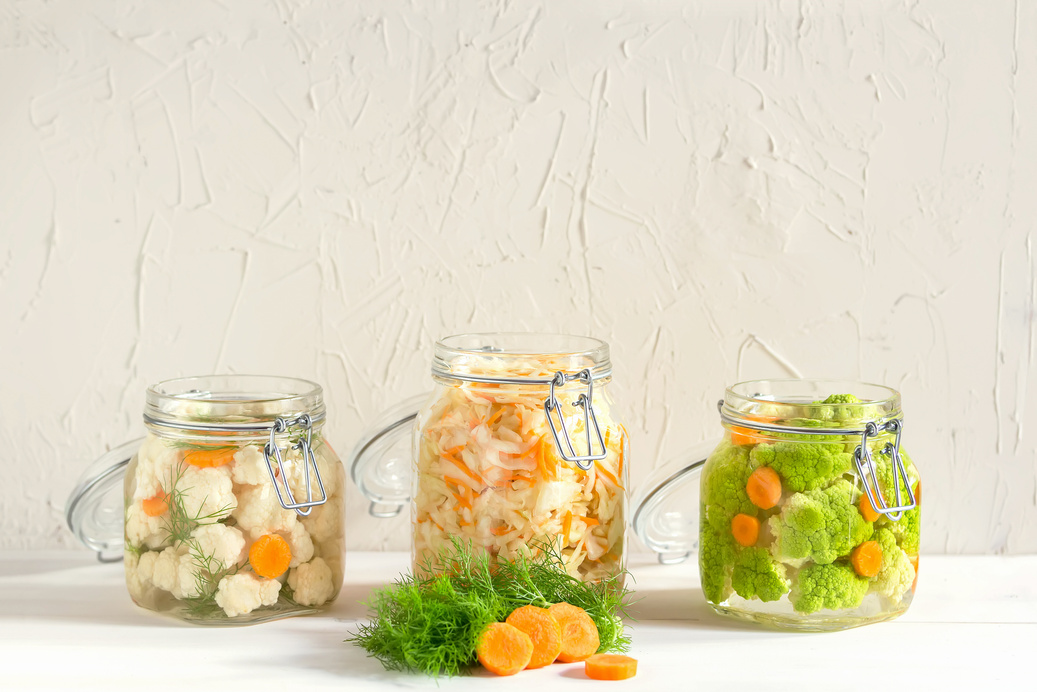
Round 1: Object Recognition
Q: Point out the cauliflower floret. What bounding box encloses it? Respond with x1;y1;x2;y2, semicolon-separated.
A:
287;557;335;606
125;503;170;550
132;435;180;501
230;445;269;486
284;445;343;503
791;562;869;614
214;573;282;617
280;521;314;568
178;464;236;521
730;547;790;603
190;523;247;572
871;528;916;603
233;483;298;539
768;480;873;565
300;496;342;544
125;551;151;603
137;545;198;599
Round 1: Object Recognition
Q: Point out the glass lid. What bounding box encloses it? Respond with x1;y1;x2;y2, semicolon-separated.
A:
65;438;142;561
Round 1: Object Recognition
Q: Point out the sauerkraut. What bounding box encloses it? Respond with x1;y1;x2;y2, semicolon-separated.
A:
413;357;626;582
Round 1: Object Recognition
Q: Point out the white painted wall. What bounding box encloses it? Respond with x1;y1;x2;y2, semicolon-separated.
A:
1;0;1034;554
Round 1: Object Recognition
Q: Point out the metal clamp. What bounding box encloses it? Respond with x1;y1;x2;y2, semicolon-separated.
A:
263;414;328;516
853;418;916;520
543;369;608;470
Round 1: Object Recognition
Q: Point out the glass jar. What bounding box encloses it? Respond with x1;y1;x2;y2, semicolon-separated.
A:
351;334;628;582
67;375;345;625
633;379;921;631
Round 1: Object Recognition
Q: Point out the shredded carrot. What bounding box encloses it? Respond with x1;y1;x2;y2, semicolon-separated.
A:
491;525;511;536
746;466;782;509
615;447;623;480
183;447;237;468
506;605;563;669
585;654;637;680
604;426;611;449
536;437;556;481
731;513;760;547
548;603;600;663
563;511;573;545
476;622;534;676
442;445;466;456
451;490;472;511
595;463;624;490
581;517;600;527
141;489;169;517
485;408;504;427
442;451;484;488
851;540;883;578
249;534;292;579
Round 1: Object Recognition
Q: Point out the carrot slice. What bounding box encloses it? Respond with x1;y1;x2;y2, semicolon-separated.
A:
909;554;920;591
548;602;600;663
505;605;563;669
183;447;237;468
729;415;779;446
746;467;782;509
859;493;881;523
141;489;169;517
851;540;883;578
585;654;638;680
476;622;534;676
249;534;292;579
730;513;760;547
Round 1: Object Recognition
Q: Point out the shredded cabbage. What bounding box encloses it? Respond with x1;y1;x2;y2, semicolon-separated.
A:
413;357;625;582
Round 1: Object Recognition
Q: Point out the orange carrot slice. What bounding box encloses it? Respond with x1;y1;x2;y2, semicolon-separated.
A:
141;489;169;517
585;654;638;680
859;493;881;523
548;602;600;663
183;447;237;468
729;415;779;446
909;554;920;591
851;540;883;578
249;534;292;579
731;513;760;547
505;605;563;669
746;467;782;509
476;622;534;676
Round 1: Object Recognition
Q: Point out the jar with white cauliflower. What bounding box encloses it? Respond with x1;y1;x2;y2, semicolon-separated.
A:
411;334;627;583
123;376;344;624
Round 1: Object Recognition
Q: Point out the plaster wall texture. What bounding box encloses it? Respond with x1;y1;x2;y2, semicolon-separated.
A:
1;0;1034;554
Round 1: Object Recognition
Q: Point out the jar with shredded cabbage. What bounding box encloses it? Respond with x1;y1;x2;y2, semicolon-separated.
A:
415;335;627;582
351;334;627;583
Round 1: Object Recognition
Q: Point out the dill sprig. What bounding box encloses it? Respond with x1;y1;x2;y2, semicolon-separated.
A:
349;539;632;677
160;462;234;547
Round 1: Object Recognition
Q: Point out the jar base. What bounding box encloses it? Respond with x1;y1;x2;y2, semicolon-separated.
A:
708;601;909;632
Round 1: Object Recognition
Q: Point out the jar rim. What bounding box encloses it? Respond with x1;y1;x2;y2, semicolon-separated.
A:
721;378;902;432
144;374;325;432
432;333;612;382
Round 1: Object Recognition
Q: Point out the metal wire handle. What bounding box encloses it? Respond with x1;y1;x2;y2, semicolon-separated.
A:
853;418;916;520
544;369;608;470
262;414;328;516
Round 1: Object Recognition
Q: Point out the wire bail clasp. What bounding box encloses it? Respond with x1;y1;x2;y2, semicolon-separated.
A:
853;418;916;520
262;413;328;516
543;369;608;470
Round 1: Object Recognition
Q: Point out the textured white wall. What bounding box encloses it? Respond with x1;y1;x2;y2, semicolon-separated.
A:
1;0;1034;554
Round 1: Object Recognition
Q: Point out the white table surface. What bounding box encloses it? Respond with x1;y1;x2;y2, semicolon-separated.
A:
1;551;1032;690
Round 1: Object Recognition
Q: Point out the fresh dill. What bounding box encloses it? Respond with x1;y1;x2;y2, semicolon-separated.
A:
349;539;632;677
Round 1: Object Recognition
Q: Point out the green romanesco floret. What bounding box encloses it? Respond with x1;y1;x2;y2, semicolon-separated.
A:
702;441;761;526
887;504;920;554
790;562;869;614
866;449;921;553
768;480;873;565
815;393;867;422
731;547;790;602
870;528;915;603
750;441;853;492
699;520;737;604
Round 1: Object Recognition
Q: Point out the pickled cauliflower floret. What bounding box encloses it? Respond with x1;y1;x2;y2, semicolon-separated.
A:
301;496;342;544
178;465;236;520
214;573;281;617
125;503;169;550
138;546;199;599
281;521;314;568
233;483;298;539
132;436;180;500
189;523;246;572
230;445;269;486
288;557;334;606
